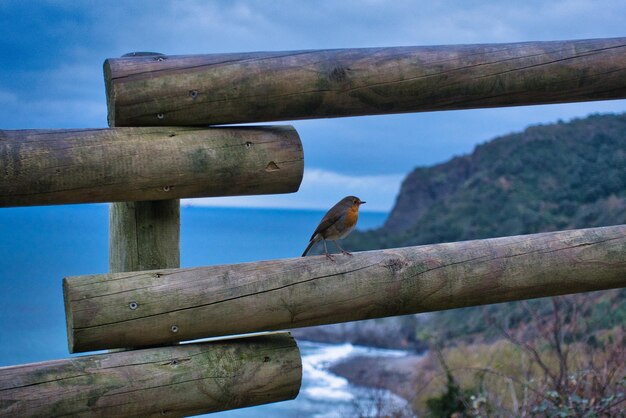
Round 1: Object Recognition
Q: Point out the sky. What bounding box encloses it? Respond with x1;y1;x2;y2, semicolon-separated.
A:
1;0;626;211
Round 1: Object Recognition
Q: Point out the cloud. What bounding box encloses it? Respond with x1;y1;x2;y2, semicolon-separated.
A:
8;0;623;58
184;168;404;212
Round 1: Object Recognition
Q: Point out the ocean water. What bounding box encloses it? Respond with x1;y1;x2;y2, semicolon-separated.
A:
0;204;406;417
180;205;387;266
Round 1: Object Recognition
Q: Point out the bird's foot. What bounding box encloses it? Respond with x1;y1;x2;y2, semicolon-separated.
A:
325;253;336;262
341;250;353;256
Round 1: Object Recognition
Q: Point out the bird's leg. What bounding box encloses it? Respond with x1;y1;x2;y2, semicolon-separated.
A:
334;241;352;256
323;240;335;261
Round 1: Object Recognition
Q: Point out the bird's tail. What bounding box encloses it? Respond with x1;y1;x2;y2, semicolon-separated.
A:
301;238;318;257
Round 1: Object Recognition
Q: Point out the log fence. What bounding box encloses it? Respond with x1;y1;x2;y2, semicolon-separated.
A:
1;36;625;416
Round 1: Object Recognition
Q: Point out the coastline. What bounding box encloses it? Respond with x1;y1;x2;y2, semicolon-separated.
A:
329;352;430;412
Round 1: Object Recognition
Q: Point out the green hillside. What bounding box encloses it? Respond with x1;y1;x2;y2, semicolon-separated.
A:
347;113;626;252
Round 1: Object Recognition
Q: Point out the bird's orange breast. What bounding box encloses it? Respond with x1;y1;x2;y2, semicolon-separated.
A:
344;205;359;228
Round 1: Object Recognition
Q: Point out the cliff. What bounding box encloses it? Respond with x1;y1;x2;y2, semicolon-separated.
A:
348;112;626;251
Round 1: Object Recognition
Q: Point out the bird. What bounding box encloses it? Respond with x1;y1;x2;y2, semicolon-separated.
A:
302;196;366;260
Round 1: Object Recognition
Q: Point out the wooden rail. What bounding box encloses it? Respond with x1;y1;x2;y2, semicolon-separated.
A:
0;126;303;207
64;224;626;353
104;37;626;126
0;333;301;417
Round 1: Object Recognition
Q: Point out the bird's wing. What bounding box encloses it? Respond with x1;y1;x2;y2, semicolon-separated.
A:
309;202;347;240
310;215;341;240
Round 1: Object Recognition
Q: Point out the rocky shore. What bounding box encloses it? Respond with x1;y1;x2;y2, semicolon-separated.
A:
329;353;432;410
290;319;431;413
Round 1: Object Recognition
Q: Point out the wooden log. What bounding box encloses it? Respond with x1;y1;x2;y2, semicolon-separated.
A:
104;37;626;126
0;333;301;417
64;225;626;353
0;126;303;207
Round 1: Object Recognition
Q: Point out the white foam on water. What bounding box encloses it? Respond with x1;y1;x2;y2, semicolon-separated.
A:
349;343;411;358
301;342;355;401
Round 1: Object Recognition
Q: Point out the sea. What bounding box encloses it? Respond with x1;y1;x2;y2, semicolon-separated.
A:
0;204;414;417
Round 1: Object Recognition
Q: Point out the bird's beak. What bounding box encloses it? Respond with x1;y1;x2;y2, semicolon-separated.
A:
360;201;366;205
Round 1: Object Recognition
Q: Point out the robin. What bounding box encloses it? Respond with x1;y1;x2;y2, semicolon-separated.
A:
301;196;366;260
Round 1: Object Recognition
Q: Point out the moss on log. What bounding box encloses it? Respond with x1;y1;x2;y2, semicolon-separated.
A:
0;333;301;417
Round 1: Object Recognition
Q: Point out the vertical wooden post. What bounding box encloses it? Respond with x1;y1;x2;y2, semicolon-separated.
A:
107;52;180;276
109;200;180;272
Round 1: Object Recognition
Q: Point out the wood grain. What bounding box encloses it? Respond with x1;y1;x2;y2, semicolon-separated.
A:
0;333;301;417
104;37;626;126
0;126;303;207
109;200;180;273
64;225;626;353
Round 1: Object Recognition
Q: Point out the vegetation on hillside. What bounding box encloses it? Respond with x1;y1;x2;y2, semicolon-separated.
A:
414;293;625;416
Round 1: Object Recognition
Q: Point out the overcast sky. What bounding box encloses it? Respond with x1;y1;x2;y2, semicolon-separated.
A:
2;0;625;211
